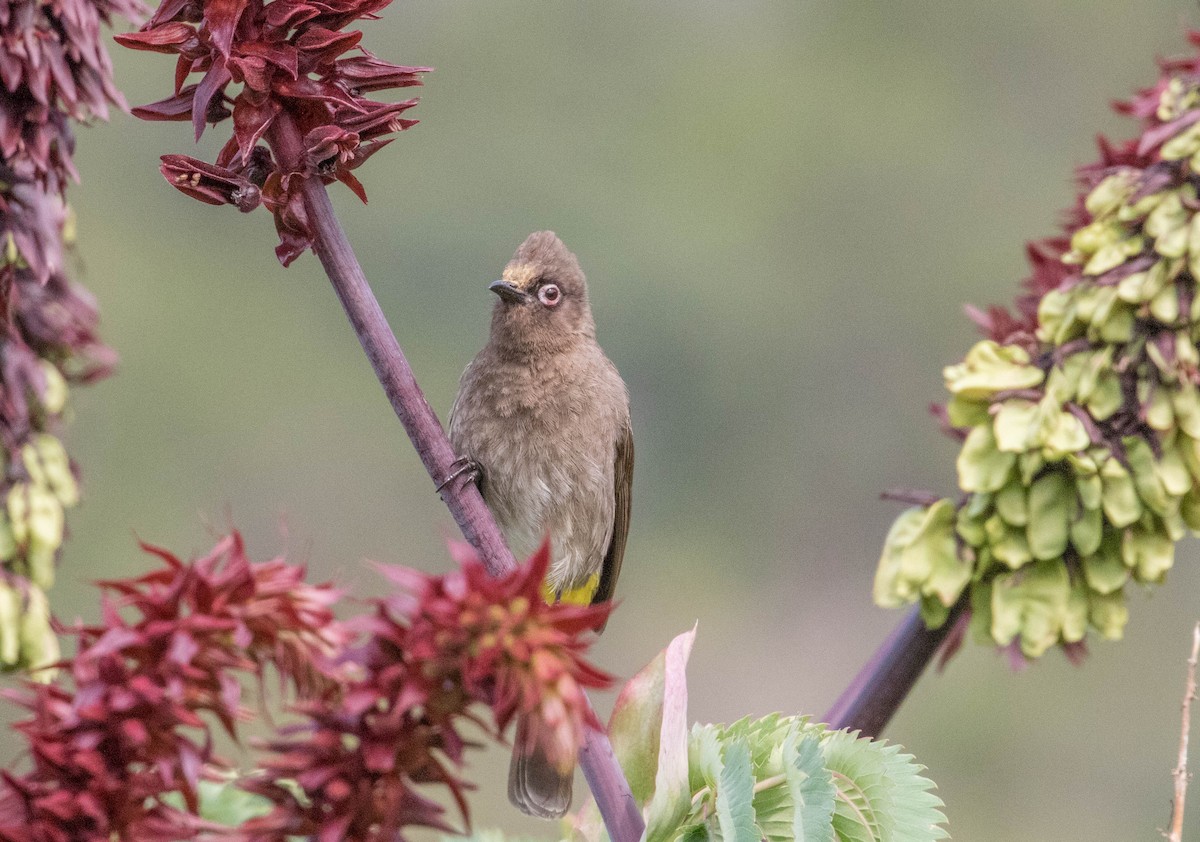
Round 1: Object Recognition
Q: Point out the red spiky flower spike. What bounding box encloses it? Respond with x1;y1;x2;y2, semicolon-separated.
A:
116;0;430;264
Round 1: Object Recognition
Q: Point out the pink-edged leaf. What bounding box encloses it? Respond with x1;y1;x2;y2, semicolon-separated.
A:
607;626;695;840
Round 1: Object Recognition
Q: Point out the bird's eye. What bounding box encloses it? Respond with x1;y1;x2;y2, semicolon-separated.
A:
538;284;561;307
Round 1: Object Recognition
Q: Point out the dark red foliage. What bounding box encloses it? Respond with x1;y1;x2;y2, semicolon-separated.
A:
240;539;612;842
0;171;117;469
0;0;142;192
0;533;347;842
119;0;430;264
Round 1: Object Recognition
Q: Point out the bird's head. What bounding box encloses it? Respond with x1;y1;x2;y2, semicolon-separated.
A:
487;231;595;355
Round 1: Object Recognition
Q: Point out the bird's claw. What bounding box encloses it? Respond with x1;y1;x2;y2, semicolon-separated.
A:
437;457;481;493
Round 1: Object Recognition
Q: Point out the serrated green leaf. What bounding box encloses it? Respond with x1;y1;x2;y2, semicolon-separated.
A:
822;732;886;842
714;741;757;842
785;736;836;842
821;731;947;842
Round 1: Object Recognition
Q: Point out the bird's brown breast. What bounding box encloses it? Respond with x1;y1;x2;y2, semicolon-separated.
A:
449;342;628;588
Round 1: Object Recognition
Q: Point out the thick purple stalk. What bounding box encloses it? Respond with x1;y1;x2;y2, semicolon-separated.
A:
823;601;965;737
267;116;644;842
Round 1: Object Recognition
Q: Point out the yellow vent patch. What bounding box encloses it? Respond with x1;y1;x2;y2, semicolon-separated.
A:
542;572;600;606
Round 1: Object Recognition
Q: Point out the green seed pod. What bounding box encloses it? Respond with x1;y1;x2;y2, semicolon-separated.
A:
37;362;68;416
990;559;1071;658
1100;459;1142;527
1088;588;1129;640
1027;472;1072;561
993;400;1039;453
957;424;1017;493
19;585;57;677
30;434;78;507
0;582;21;666
1122;520;1175;582
1085;171;1137;217
985;513;1033;569
944;340;1045;399
995;480;1029;526
1071;504;1104;556
1082;531;1129;594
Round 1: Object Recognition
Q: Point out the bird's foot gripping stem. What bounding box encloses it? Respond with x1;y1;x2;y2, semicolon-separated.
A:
436;457;481;492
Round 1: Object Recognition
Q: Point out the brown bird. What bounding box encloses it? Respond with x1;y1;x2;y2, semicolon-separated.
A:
448;231;633;819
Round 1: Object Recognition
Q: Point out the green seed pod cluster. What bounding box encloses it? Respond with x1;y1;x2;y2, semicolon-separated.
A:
875;38;1200;660
0;187;110;674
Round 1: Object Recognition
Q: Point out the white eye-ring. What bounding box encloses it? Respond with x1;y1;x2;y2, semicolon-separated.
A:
538;284;562;306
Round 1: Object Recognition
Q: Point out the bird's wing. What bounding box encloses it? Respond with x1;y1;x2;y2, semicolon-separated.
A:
593;420;633;617
447;358;474;443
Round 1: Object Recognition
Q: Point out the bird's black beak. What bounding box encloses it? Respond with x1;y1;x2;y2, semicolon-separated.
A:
489;280;531;304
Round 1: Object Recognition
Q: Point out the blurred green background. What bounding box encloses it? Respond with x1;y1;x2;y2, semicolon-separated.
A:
30;1;1200;839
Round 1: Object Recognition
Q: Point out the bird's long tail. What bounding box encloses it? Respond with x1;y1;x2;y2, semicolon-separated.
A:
508;713;573;818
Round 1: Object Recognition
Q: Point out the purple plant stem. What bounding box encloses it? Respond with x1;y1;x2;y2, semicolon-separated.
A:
267;116;644;842
823;600;965;737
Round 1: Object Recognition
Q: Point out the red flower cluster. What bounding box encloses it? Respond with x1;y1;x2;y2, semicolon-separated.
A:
240;539;612;841
117;0;430;264
0;533;346;841
0;0;141;191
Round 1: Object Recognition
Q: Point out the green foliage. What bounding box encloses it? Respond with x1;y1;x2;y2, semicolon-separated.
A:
568;632;948;842
875;58;1200;659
